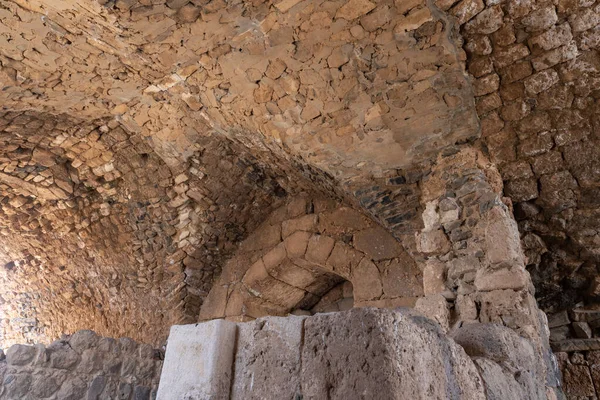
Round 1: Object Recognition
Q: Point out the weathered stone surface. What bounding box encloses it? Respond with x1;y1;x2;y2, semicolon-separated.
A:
353;227;403;261
5;344;36;366
300;308;485;399
156;321;236;400
415;294;450;331
232;316;305;399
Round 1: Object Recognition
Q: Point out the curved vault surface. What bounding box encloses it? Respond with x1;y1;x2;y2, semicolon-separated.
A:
1;0;600;347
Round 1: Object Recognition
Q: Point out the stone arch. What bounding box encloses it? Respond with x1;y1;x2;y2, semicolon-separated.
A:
200;194;424;321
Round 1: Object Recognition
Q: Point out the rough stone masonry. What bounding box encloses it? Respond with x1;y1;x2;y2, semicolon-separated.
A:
0;0;599;396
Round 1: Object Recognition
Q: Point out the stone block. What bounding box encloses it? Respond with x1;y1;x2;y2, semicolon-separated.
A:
232;316;305;399
521;6;558;32
524;69;559;95
416;229;451;255
335;0;376;20
301;308;485;399
563;364;595;397
528;23;572;53
531;42;578;71
474;358;529;399
548;311;570;328
317;207;372;235
281;214;317;238
484;206;524;267
551;338;600;352
423;259;446;294
573;322;593;339
450;0;485;25
351;258;383;301
3;373;33;398
549;326;570;342
326;241;363;279
456;294;478;320
156;320;237;400
353;226;403;261
415;294;450;331
49;344;80;369
56;376;87;400
474;266;529;291
5;344;37;366
464;5;503;34
473;73;500;96
284;230;311;259
305;234;335;265
379;258;423;298
570;309;600;322
69;330;99;353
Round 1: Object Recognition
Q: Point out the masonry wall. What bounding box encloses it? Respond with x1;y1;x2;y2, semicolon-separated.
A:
0;330;162;400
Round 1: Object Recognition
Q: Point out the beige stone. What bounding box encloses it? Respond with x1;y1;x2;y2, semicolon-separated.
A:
284;231;311;259
305;234;335;265
415;294;450;332
353;226;403;261
352;258;383;301
335;0;376;20
423;259;446;294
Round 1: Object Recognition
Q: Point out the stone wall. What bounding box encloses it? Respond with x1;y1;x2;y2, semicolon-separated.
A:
0;330;162;400
556;349;600;399
158;308;559;399
408;147;562;395
0;109;326;347
547;308;600;398
452;0;600;312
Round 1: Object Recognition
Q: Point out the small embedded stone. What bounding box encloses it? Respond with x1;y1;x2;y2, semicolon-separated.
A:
335;0;376;20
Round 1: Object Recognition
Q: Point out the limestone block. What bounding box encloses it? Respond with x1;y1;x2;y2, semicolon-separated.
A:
317;207;372;235
353;226;403;261
284;231;311;259
416;229;451;255
423;259;446;295
156;320;237;400
335;0;376;20
474;266;529;291
300;308;485;399
456;295;478;320
305;234;335;265
351;258;383;301
232;316;305;399
415;294;450;332
326;241;363;279
484;206;524;267
281;214;317;237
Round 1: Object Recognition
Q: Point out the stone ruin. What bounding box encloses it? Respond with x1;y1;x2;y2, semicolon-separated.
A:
0;0;599;397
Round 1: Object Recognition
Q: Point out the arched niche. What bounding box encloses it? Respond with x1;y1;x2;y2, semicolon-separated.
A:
200;194;423;321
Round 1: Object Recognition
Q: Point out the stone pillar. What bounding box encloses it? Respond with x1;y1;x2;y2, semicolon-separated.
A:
413;147;562;397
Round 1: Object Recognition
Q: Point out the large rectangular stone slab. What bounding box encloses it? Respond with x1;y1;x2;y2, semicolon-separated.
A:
156;320;236;400
231;315;305;399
